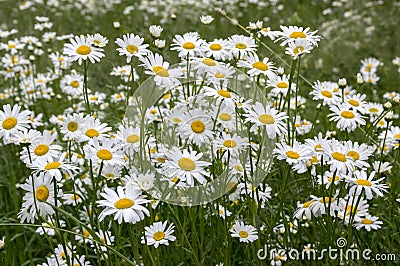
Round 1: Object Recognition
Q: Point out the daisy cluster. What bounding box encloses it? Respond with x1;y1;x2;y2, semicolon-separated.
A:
0;6;399;265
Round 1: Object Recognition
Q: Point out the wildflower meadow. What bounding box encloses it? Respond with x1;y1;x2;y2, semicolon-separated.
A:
0;0;399;265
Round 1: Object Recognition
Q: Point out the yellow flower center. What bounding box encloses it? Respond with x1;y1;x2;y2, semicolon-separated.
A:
97;149;112;160
258;114;275;124
355;179;372;186
303;200;315;208
309;156;319;164
105;173;115;179
153;231;165;241
182;42;195;49
83;229;91;238
178;158;196;171
347;151;360;160
85;129;99;138
393;133;400;139
45;162;61;170
202;58;216;66
172;176;179;183
70;81;79;88
290;31;306;38
239;231;248;238
321;90;332;98
341;111;355;119
331;152;347;162
2;117;17;130
217;90;231;98
277;82;288;89
127;134;140;143
191;120;205;133
8;43;16;49
210;43;222;51
368;107;378;113
346;205;358;215
126;45;138;54
348;99;360;107
223;139;237;148
361;219;373;224
152;66;169;77
67;122;78;132
219;113;231;121
34;144;49;156
114;198;134;209
293;46;304;55
172;118;182;123
327;176;340;182
35;186;49;202
76;45;91;55
319;197;335;203
235;43;247;49
252;61;268;71
286;151;300;159
215;72;225;79
314;144;322;152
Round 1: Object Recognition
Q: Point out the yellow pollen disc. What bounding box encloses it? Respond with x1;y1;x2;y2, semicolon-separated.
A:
202;58;216;66
217;90;231;98
290;31;306;38
152;66;169;77
218;209;224;215
8;43;16;49
219;113;231;121
303;200;315;208
215;72;225;79
346;205;358;215
320;197;334;203
321;90;332;98
369;107;378;113
191;120;205;133
258;114;275;124
70;81;79;88
172;176;179;183
83;229;90;237
286;151;300;159
356;179;372;186
210;43;222;51
239;231;248;238
71;194;80;200
314;144;322;152
341;111;355;119
127;134;140;143
294;123;301;127
178;157;196;171
45;162;61;170
347;151;360;160
235;43;247;49
150;109;158;115
182;42;195;49
34;144;49;156
105;173;115;179
67;122;78;132
85;129;99;138
361;219;373;224
309;156;319;164
97;149;112;160
393;133;400;139
114;198;134;209
163;93;170;99
277;82;288;89
76;45;91;55
365;66;371;72
157;157;166;163
126;45;138;54
2;117;17;130
327;176;340;182
252;61;268;71
35;186;49;202
348;99;360;107
294;46;304;55
234;165;243;172
173;118;182;123
153;231;165;241
90;96;98;101
60;252;66;258
223;139;237;148
331;152;347;162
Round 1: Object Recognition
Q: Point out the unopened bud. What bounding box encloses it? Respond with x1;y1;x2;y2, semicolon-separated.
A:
392;96;400;105
383;102;392;110
338;78;347;88
357;73;363;84
113;21;120;29
277;67;284;75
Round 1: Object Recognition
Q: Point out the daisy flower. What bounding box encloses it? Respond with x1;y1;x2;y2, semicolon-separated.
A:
215;204;232;219
191;57;221;75
83;137;126;167
344;141;374;169
115;33;149;63
60;73;84;97
213;132;248;158
141;221;176;248
285;38;313;59
36;219;66;236
0;104;31;141
237;53;276;77
267;73;296;97
293;199;316;220
202;39;232;61
163;147;211;186
140;52;182;88
70;255;91;266
328;103;366;132
60;113;86;141
230;220;258;243
149;25;163;38
200;15;214;24
171;32;204;58
63;34;105;65
213;103;237;130
322;139;355;174
273;141;313;173
345;170;388;200
178;108;214;146
116;124;141;154
309;195;339;217
337;196;369;222
244;102;288;138
310;81;340;106
78;116;111;142
275;25;321;47
354;215;383;231
87;33;108;47
206;63;236;87
227;35;257;57
20;130;62;164
345;93;368;114
203;84;238;108
29;153;77;182
98;184;150;224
